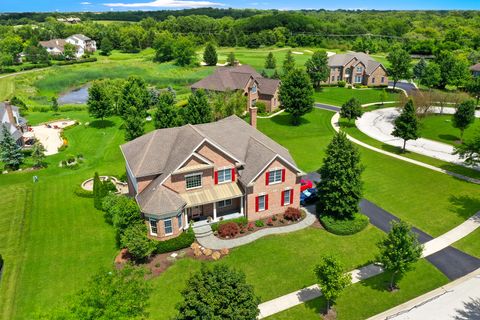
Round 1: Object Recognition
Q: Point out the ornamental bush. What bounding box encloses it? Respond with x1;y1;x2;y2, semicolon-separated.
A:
155;227;195;254
284;207;302;221
255;220;264;227
218;222;240;238
319;213;369;235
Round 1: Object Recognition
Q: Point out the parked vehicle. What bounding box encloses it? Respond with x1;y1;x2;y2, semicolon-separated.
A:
300;179;313;192
300;188;317;205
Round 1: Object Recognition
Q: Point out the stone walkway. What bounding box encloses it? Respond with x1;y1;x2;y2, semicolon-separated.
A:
195;205;316;250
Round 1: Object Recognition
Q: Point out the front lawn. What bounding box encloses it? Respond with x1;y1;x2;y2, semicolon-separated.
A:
313;87;399;106
453;228;480;258
420;114;480;146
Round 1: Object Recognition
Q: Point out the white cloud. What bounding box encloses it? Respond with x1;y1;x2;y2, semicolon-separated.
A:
103;0;224;8
80;1;92;4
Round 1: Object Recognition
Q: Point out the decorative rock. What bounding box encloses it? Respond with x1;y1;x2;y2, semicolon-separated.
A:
193;248;202;257
170;253;178;258
220;248;229;255
190;242;200;250
204;248;212;256
211;251;221;260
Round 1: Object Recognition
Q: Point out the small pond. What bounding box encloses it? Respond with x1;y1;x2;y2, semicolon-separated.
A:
58;84;90;105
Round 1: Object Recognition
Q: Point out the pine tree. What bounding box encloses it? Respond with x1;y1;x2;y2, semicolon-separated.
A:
283;50;295;75
181;90;213;125
278;68;314;125
93;172;103;210
392;100;420;152
314;255;351;311
31;141;46;168
0;124;23;170
227;52;236;66
264;52;276;69
305;50;329;88
317;132;363;220
203;42;218;66
340;98;363;123
154;91;178;129
271;69;280;79
51;96;59;113
87;81;113;121
452;100;476;143
260;69;268;78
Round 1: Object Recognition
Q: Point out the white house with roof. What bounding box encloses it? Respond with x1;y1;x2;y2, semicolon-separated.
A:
66;34;97;53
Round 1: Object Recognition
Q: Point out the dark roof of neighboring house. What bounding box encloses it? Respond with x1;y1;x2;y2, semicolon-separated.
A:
121;116;301;215
470;63;480;72
328;52;385;75
191;65;280;96
39;39;67;51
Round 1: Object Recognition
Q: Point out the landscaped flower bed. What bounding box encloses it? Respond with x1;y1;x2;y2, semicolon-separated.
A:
213;207;306;239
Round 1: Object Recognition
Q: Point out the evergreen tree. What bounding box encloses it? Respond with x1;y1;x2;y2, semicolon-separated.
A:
314;255;351;311
100;37;113;56
271;69;280;79
317;132;363;220
305;50;329;88
392;100;420;152
261;69;268;78
452;100;476;143
466;76;480;106
264;52;276;69
0;124;23;170
124;108;145;141
176;264;260;320
282;50;296;75
340;98;363;122
182;90;213;125
227;52;236;66
387;45;412;89
119;76;150;118
377;220;423;290
203;42;218;66
225;29;237;47
246;34;261;48
87;81;113;121
154;91;178;129
93;172;104;210
51;96;59;113
31;141;46;168
278;68;314;125
413;58;427;80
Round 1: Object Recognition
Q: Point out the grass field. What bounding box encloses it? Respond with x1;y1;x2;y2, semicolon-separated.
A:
313;87;400;106
420;114;480;146
453;228;480;258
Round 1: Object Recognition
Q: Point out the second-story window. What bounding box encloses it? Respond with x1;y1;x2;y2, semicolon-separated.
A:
217;168;232;183
268;169;283;184
356;66;363;73
186;173;202;189
251;84;257;93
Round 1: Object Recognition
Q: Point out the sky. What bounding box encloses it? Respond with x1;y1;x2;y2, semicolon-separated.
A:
1;0;480;12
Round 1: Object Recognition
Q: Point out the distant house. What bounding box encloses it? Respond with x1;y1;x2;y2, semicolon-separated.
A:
326;52;388;86
470;63;480;77
0;102;27;146
57;17;81;24
120;108;304;240
66;34;97;53
39;39;84;58
191;65;281;113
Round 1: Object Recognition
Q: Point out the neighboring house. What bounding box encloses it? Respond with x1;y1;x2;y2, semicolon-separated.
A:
57;17;81;24
470;63;480;77
39;39;84;58
66;34;97;53
326;52;388;86
121;108;304;240
191;65;281;113
0;102;27;146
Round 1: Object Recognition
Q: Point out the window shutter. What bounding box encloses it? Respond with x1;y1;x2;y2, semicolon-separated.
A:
282;169;286;182
290;189;294;203
265;194;269;210
214;171;218;184
255;196;259;212
281;191;285;206
231;168;236;182
265;171;269;186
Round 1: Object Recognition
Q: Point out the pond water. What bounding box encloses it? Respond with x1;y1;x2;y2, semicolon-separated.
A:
58;84;90;105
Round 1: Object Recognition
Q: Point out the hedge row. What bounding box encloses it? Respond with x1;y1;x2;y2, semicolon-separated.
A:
319;213;369;235
210;217;248;232
55;57;97;66
155;227;195;254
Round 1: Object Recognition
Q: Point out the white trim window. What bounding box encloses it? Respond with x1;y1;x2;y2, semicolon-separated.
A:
177;213;183;230
381;77;385;83
218;199;232;208
268;169;283;185
251;84;257;93
186;173;202;189
356;66;363;73
355;75;362;83
149;218;158;236
217;168;232;183
164;218;173;236
258;195;266;211
283;189;292;205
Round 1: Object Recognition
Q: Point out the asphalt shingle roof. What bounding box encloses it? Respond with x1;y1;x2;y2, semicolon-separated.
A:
328;52;385;75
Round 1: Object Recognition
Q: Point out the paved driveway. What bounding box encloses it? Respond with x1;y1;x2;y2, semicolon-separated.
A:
389;81;417;95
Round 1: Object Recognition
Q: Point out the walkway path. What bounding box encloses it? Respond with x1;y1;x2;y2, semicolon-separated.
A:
195;204;316;250
356;107;480;170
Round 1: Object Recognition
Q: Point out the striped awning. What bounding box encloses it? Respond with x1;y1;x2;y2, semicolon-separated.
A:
180;183;243;207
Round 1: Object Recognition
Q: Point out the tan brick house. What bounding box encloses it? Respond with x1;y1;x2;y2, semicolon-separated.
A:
326;52;388;86
120;108;304;240
191;65;281;113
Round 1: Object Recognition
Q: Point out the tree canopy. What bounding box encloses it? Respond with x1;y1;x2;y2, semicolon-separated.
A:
305;50;329;88
452;100;476;142
340;97;362;122
278;68;314;125
203;42;218;66
314;255;351;311
0;124;23;170
392;99;420;152
387;45;412;89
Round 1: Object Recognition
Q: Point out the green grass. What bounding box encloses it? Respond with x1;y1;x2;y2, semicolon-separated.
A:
420;114;480;146
313;87;399;106
258;109;480;237
267;259;448;320
453;228;480;258
148;225;384;319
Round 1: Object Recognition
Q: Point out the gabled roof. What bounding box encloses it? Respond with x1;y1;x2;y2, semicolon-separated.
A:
328;52;386;75
0;123;22;142
39;39;67;51
68;34;91;41
137;184;186;215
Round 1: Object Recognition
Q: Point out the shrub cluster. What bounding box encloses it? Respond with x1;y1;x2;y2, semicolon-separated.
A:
319;213;369;235
218;222;240;238
211;217;248;232
337;80;346;87
56;57;97;66
283;207;302;221
155;228;195;254
255;220;264;227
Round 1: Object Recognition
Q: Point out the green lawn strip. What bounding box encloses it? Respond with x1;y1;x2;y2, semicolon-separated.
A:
266;259;448;320
419;114;480;147
313;87;399;107
339;119;480;180
148;225;384;320
258;109;480;236
452;228;480;258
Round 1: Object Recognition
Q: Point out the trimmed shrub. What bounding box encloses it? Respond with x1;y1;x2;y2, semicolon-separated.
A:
256;101;267;114
211;217;248;232
74;186;94;198
255;220;264;227
319;213;369;235
155;227;195;254
337;80;346;87
284;207;302;221
121;223;154;262
218;222;240;238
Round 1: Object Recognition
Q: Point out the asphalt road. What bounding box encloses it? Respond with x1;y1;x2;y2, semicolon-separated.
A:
389;81;417;95
314;103;340;112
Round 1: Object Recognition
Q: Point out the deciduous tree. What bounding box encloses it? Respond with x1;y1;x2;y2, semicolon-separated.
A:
435;51;470;89
87;81;113;121
466;76;480;106
452;100;476;143
63;43;77;60
153;31;175;62
314;255;351;311
100;37;113;56
203;42;218;66
305;50;329;88
340;97;362;122
119;76;150;118
174;36;197;67
420;62;441;88
387;46;412;89
392;100;419;152
121;224;154;262
279;68;314;125
124;108;145;141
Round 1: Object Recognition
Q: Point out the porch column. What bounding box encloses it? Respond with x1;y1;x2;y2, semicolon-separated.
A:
240;196;244;216
213;202;217;221
184;209;188;229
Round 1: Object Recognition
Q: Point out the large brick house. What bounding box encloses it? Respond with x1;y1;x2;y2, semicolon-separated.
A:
0;102;27;146
120;108;304;240
191;65;281;113
326;52;388;86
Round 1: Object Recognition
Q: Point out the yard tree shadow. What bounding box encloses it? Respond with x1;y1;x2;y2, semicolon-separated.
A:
449;195;480;221
89;119;115;129
454;297;480;320
301;294;328;317
270;112;311;126
438;134;459;143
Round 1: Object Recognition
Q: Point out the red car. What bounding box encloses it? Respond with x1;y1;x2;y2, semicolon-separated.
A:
300;179;313;192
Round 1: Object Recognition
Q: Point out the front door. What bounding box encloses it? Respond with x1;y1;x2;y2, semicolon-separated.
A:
189;206;203;221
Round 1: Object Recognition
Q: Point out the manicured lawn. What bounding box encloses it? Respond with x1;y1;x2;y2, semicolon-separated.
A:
420;114;480;146
259;109;480;236
148;225;384;320
313;87;399;106
453;228;480;258
267;259;448;320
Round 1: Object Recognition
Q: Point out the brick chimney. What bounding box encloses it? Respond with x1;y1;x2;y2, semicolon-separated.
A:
249;106;257;129
4;101;15;125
